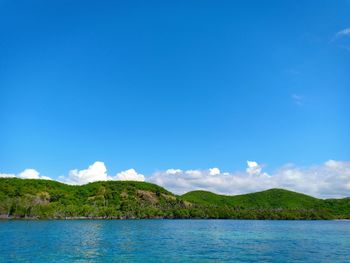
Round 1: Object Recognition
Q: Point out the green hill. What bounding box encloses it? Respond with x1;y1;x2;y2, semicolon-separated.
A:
181;188;322;209
181;189;350;219
0;178;186;219
0;178;349;220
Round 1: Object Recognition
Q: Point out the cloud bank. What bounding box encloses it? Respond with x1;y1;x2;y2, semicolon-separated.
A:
0;169;51;180
1;160;350;198
150;160;350;198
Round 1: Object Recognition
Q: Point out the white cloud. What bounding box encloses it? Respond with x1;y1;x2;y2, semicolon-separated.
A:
209;168;220;176
273;160;350;198
1;160;350;198
58;162;145;184
0;173;16;178
166;169;183;175
114;169;145;182
150;165;272;196
246;161;262;175
61;161;109;185
336;28;350;37
18;169;40;179
325;159;344;169
150;162;273;196
185;170;202;177
332;28;350;51
150;160;350;198
0;169;51;180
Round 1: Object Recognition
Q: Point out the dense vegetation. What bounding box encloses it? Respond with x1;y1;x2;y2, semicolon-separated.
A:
0;178;349;220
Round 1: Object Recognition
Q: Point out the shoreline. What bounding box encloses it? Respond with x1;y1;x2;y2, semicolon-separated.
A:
1;216;349;221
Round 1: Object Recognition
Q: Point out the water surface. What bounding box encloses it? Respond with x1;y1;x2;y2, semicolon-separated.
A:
1;220;349;262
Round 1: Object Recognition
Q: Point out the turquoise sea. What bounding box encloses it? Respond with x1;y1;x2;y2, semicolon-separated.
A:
0;220;349;262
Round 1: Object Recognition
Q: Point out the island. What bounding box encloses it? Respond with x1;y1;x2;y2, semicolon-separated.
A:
0;178;349;220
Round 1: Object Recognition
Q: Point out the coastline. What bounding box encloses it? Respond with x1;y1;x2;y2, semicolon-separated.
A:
1;215;349;221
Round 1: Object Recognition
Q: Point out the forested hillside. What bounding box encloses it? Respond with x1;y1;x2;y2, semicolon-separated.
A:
0;178;349;219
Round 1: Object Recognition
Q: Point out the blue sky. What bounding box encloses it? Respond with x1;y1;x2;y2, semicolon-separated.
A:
1;0;349;182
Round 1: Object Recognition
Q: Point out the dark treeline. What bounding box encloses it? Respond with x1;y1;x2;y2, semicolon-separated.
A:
0;178;349;220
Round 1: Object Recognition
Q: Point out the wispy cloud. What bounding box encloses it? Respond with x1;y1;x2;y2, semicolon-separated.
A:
332;27;350;50
335;28;350;37
291;94;304;106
